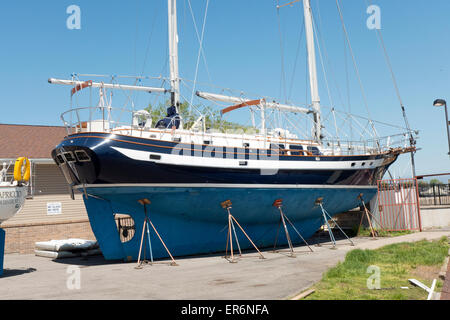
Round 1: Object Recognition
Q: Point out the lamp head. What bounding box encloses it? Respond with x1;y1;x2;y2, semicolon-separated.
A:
433;99;447;107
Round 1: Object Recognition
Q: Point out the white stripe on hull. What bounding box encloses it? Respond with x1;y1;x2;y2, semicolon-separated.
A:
111;146;385;171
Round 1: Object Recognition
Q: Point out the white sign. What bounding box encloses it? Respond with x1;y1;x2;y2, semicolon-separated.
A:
47;202;62;215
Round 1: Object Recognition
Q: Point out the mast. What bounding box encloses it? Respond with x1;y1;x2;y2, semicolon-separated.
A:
303;0;322;142
168;0;180;111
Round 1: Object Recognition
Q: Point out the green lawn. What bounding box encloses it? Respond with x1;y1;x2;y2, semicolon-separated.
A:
303;237;449;300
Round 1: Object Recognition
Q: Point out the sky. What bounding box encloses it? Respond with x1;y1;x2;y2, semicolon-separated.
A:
0;0;449;180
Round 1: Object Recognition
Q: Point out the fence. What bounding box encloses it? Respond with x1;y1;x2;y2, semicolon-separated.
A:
418;184;450;206
376;178;422;232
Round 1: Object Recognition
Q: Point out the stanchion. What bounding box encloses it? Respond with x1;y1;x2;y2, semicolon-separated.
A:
0;228;5;276
315;197;354;249
272;199;313;257
221;200;265;263
135;199;178;269
357;193;380;239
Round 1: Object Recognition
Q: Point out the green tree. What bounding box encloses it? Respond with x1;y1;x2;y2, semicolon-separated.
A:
146;100;255;133
429;179;442;186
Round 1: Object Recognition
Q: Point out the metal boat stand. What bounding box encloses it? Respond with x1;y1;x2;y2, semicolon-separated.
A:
357;193;380;239
272;199;313;257
315;197;354;249
135;199;178;269
221;200;265;263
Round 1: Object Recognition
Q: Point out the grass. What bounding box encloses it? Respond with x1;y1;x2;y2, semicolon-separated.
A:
356;228;413;238
303;236;449;300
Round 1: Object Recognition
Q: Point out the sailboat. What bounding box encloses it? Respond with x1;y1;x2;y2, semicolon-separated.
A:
49;0;415;261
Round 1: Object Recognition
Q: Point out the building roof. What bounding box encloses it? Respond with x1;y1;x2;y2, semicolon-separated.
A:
0;124;67;159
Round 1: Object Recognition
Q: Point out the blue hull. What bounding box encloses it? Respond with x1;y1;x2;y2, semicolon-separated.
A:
82;185;377;261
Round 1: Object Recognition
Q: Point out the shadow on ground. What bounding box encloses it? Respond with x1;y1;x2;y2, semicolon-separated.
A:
1;268;37;278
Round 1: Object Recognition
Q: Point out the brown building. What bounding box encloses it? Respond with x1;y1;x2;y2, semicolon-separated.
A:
0;124;94;253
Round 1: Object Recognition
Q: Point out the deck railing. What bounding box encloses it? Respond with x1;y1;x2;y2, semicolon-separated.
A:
60;106;412;156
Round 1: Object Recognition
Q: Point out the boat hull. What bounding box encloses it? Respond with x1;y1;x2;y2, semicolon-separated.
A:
81;184;377;261
0;185;27;224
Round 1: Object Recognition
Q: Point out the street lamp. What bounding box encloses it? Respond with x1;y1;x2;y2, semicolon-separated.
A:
433;99;450;157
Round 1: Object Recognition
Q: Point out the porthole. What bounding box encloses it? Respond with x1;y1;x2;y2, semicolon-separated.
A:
351;163;356;167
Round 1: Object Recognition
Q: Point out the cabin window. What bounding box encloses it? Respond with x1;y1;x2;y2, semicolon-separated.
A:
270;143;286;155
56;154;65;165
63;152;76;162
75;150;91;162
149;154;161;161
307;146;321;156
290;145;304;156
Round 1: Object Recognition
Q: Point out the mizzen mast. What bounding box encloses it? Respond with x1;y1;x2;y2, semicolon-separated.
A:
168;0;181;111
302;0;322;142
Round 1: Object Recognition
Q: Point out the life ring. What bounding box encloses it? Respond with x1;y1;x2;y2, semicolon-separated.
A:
14;157;31;182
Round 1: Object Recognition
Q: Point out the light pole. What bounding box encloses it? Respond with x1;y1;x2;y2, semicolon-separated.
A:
433;99;450;157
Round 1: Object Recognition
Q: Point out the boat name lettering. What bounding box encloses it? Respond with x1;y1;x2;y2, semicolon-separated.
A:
0;190;22;199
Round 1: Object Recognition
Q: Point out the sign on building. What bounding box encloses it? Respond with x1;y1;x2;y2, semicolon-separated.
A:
47;202;62;215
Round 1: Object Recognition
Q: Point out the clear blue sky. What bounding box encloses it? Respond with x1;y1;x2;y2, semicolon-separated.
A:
0;0;449;180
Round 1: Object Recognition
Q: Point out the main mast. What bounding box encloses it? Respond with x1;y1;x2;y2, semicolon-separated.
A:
302;0;322;142
168;0;180;111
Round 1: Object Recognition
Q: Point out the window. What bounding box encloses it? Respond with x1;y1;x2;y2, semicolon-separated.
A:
75;150;91;162
56;154;65;165
290;145;304;156
307;146;321;156
63;152;76;162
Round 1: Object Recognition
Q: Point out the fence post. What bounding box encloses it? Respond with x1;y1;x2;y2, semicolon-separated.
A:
433;185;436;206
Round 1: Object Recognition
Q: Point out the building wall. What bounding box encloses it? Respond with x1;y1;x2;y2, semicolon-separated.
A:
1;163;96;254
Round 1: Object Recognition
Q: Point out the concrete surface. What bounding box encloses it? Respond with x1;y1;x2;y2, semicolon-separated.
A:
0;230;449;300
420;206;450;230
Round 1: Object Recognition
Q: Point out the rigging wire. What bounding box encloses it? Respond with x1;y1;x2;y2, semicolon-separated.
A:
335;0;379;140
187;0;210;115
363;0;417;177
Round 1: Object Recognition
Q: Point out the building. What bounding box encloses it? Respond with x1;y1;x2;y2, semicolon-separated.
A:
0;124;94;253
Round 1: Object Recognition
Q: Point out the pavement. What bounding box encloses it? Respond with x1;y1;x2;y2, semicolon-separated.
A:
0;230;449;300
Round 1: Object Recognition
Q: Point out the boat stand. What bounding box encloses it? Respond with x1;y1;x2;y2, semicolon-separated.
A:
272;199;313;257
221;200;265;263
135;199;178;269
315;197;354;249
0;228;4;276
357;194;380;239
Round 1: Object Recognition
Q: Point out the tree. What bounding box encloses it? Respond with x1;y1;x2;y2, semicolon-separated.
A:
146;100;255;133
429;179;442;186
